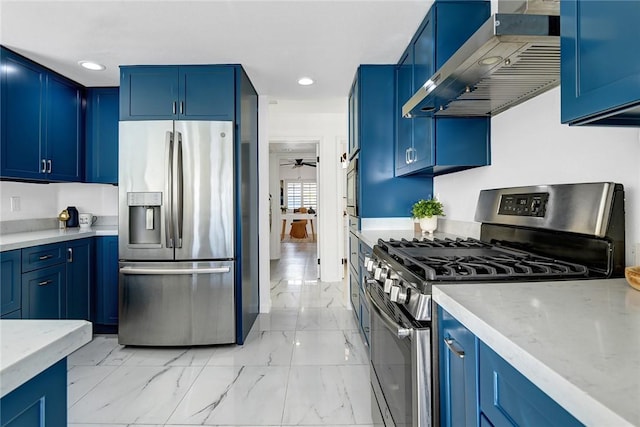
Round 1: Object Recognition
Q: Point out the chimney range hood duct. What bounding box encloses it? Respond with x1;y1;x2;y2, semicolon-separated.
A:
402;11;560;118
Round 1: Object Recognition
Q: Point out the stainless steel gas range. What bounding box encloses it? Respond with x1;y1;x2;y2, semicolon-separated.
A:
364;182;625;427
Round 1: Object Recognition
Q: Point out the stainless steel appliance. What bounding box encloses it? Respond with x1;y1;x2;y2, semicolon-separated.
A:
403;0;560;118
118;120;235;346
346;156;359;218
364;182;625;426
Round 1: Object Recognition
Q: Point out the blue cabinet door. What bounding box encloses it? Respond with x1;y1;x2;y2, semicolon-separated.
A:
45;73;83;182
561;1;640;125
0;47;45;180
438;306;478;427
21;264;66;319
356;65;434;218
396;48;415;174
478;341;583;427
179;66;235;120
66;239;93;321
1;250;21;317
0;359;67;427
394;1;490;177
95;236;119;325
120;65;235;121
86;87;119;184
120;66;179;120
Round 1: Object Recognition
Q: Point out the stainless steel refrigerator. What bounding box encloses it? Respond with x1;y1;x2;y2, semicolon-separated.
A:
118;120;235;346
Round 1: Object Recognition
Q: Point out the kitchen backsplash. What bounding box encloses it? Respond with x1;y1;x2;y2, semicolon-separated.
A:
0;181;118;222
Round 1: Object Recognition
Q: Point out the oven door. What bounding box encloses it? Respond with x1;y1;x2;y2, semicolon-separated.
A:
346;157;358;217
365;281;432;427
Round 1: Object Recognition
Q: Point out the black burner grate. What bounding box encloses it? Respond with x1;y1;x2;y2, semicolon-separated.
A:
377;237;589;282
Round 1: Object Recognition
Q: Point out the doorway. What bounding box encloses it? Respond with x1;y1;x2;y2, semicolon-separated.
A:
269;141;320;273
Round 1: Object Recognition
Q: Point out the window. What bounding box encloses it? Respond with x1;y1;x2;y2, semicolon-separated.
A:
286;180;317;210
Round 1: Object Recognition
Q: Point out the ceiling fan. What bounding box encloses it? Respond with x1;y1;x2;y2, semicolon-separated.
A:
281;158;316;168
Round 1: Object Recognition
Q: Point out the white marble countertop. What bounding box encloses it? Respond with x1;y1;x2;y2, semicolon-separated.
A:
0;319;92;397
0;226;117;252
433;278;640;427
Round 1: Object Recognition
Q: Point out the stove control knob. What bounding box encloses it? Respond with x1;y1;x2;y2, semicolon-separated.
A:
379;267;389;281
366;259;375;272
364;256;371;267
396;287;409;304
383;278;395;293
390;285;409;304
374;266;387;281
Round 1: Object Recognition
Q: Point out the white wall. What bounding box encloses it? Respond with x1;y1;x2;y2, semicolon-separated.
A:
434;87;640;265
0;181;118;221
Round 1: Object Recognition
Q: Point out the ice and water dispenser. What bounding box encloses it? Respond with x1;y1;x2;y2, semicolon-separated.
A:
127;192;162;246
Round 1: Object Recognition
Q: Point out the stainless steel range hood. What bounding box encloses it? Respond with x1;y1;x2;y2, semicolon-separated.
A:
402;2;560;118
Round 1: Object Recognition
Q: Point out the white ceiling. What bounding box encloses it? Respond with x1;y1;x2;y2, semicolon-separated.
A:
0;0;432;100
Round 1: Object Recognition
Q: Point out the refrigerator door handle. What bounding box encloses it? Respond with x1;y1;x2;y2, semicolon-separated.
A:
120;266;231;275
165;131;175;248
176;131;184;248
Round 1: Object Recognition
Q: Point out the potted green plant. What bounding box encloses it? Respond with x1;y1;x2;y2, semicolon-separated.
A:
411;198;445;234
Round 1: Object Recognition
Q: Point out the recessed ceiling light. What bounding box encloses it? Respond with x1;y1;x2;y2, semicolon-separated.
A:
78;60;106;71
478;56;503;66
298;77;314;86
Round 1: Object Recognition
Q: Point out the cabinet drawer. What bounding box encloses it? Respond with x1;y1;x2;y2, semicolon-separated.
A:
22;243;66;272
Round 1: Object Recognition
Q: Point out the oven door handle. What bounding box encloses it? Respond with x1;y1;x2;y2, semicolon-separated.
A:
364;285;412;339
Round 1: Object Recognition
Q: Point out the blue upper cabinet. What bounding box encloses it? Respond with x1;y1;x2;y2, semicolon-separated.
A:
120;65;235;121
45;73;84;182
561;1;640;126
180;66;235;120
395;1;490;177
0;48;45;180
351;65;434;219
0;47;84;182
86;87;119;184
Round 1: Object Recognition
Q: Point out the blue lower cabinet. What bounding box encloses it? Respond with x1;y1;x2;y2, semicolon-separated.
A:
66;238;94;321
438;306;478;427
478;341;583;427
95;236;119;325
21;264;66;319
1;250;21;317
0;359;67;427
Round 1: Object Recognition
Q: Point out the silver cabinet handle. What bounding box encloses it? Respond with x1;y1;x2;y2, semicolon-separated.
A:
363;282;411;339
180;101;184;114
172;101;176;115
165;131;174;248
47;159;52;173
175;132;184;248
68;247;73;262
38;254;53;260
41;159;47;173
120;266;231;275
405;148;410;165
38;280;52;286
444;338;465;358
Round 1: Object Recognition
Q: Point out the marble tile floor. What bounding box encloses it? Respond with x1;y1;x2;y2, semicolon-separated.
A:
68;242;373;427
